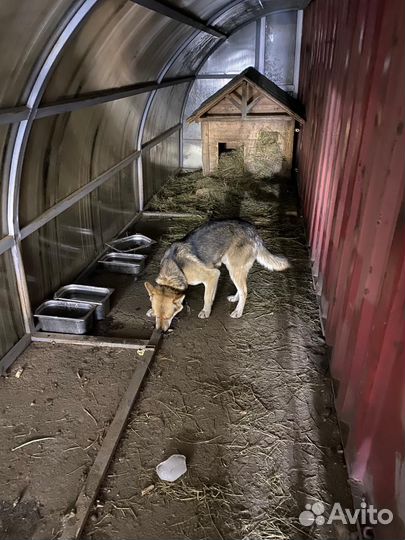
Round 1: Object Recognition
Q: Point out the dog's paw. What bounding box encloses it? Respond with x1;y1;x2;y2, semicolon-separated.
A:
146;308;155;318
198;309;211;319
227;293;239;302
230;308;243;318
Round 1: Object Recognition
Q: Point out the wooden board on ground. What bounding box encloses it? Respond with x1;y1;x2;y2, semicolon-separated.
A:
59;329;161;540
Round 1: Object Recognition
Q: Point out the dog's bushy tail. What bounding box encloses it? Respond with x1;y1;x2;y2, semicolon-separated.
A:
256;243;290;271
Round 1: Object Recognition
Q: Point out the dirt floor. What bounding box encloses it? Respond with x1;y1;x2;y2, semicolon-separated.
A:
0;167;354;539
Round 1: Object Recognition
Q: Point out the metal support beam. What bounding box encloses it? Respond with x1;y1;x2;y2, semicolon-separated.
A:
36;76;194;118
293;10;304;95
20;149;140;240
0;107;30;125
0;235;14;256
10;245;34;333
258;17;266;73
19;124;180;240
130;0;227;39
179;123;183;168
137;123;181;209
136;155;144;211
255;19;261;70
142;123;181;151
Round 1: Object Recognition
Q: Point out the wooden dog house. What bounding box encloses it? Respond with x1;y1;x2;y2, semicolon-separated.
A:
187;67;305;176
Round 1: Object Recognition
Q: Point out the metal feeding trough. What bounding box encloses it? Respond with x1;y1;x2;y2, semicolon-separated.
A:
98;252;146;275
108;233;155;254
54;284;114;320
35;300;96;334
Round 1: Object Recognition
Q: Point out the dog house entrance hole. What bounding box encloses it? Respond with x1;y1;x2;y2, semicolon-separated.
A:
218;142;242;158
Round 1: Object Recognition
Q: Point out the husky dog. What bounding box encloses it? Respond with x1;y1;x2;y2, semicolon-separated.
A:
145;219;289;331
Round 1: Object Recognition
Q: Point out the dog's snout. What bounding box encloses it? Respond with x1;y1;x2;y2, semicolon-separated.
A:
161;321;171;332
155;318;171;332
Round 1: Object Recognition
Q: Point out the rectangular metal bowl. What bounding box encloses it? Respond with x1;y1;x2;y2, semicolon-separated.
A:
35;300;96;334
108;233;155;254
98;252;146;275
53;284;114;320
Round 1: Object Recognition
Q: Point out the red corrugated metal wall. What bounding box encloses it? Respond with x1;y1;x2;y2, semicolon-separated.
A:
298;0;405;538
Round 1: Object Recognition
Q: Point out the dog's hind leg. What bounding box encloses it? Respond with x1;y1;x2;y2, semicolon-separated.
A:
199;268;220;318
227;292;239;302
224;249;255;318
228;267;249;318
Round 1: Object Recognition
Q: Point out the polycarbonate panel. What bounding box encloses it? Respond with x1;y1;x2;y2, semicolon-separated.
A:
22;193;101;309
214;0;306;33
213;0;262;33
43;0;195;101
142;84;189;143
142;133;179;204
0;0;72;106
98;165;137;244
164;33;217;78
264;11;297;85
0;250;24;358
19;93;148;227
183;139;202;169
183;78;229;139
200;22;256;74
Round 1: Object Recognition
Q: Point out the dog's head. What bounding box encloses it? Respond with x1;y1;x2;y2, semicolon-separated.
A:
144;282;185;332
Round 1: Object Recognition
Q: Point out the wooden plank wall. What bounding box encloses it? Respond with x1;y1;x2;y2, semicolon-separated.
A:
297;0;405;538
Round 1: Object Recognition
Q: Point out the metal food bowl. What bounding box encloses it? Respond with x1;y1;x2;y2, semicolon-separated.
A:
98;252;146;275
54;284;114;320
108;233;155;254
35;300;96;334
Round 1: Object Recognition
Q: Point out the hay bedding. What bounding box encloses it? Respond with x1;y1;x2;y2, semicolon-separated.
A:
147;149;291;222
83;157;353;539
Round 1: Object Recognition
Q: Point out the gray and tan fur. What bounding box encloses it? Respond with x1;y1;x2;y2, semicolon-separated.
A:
145;219;289;331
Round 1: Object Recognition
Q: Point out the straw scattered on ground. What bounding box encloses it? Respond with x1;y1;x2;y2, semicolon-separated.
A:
82;159;353;540
147;148;296;222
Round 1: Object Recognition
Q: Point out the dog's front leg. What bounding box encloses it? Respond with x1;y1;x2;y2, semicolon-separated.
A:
198;269;220;319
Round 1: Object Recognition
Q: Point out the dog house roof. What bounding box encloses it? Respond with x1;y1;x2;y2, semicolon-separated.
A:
187;67;306;124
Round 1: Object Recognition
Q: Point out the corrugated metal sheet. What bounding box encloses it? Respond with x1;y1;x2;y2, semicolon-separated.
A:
298;0;405;538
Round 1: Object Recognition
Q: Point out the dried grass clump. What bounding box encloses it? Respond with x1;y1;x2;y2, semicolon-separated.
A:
215;147;247;180
248;130;286;179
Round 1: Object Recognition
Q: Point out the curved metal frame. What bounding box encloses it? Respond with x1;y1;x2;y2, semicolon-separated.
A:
3;0;99;335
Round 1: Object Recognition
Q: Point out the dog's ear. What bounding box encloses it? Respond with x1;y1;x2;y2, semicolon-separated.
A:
173;294;185;308
144;282;155;297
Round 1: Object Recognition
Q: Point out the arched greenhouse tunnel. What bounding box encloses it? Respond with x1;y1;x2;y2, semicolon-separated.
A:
0;1;404;539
